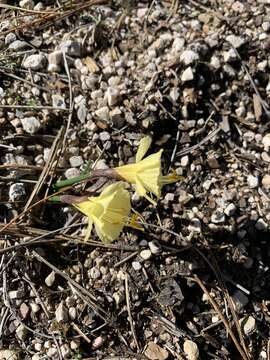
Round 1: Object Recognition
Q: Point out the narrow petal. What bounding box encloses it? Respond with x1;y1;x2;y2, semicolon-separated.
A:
84;218;93;241
136;136;152;163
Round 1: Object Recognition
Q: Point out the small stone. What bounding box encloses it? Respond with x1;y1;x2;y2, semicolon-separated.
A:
5;32;16;45
110;107;124;128
48;51;62;72
132;261;142;271
99;131;110;141
22;53;47;70
60;344;70;358
180;50;199;65
224;203;236;216
261;151;270;163
172;37;185;52
46;347;57;358
92;336;104;350
232;290;249;312
16;324;27;340
69;156;83;167
60;40;81;57
262;22;270;32
70;340;80;350
89;267;101;280
140;249;152;260
19;303;29;319
95;106;110;122
145;341;169;360
148;241;161;255
255;218;268;231
19;0;34;9
95;159;109;170
0;350;19;360
30;302;40;313
241;316;256;335
183;340;199;360
65;167;80;179
8;290;24;299
181;67;194;82
21;117;41;134
9;40;28;51
223;49;237;62
181;155;189;167
211;210;225;224
262;174;270;187
9;183;26;202
226;34;245;48
247;175;259;188
52;94;66;109
69;307;76;320
188;218;202;233
262;134;270;150
106;87;120;106
210;55;221;69
45;271;55;287
55;302;68;323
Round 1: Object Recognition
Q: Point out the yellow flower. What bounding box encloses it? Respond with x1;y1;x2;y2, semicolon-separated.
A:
73;182;131;243
114;136;181;204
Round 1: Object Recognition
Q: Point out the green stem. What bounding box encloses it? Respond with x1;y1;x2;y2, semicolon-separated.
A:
48;196;62;203
53;173;90;189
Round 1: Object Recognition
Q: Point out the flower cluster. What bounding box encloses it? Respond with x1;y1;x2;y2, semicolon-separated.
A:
74;136;181;243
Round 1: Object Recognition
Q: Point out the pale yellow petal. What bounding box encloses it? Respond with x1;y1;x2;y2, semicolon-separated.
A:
136;135;152;163
84;218;93;241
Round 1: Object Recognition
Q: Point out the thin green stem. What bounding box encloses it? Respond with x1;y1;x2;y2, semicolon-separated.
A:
53;173;90;189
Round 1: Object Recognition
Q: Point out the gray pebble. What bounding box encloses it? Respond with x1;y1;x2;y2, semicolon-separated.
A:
21;117;41;134
69;155;83;167
9;183;26;202
22;53;47;71
180;50;199;65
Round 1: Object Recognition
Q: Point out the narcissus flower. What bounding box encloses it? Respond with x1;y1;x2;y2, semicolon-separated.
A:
73;182;131;243
114;136;181;204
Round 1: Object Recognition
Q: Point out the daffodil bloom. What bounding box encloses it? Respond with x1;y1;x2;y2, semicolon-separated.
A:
114;136;181;204
73;182;131;243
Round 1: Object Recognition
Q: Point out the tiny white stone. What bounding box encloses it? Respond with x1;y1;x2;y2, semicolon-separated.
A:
180;50;199;65
23;53;47;71
16;324;27;340
181;67;194;82
21;117;41;134
132;261;142;271
183;340;199;360
148;241;161;255
45;271;55;287
140;249;152;260
106;87;120;106
226;34;245;48
224;203;236;216
55;302;68;323
69;156;83;167
247;175;259;188
9;183;25;202
95;106;110;122
241;316;256;335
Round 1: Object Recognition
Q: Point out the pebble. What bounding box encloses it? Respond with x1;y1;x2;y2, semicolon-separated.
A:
180;50;199;65
69;155;83;167
0;350;19;360
144;341;169;360
21;116;41;134
60;40;81;57
89;267;101;280
95;106;110;122
60;344;70;358
55;302;68;323
132;261;142;271
106;87;120;106
262;134;270;150
52;94;65;109
45;271;55;287
240;316;256;335
188;218;202;233
8;289;24;299
22;53;47;71
255;218;268;231
9;40;28;51
16;324;27;340
9;183;26;202
5;33;16;45
140;249;152;260
247;175;259;188
223;49;237;62
224;203;236;216
148;241;161;255
48;50;62;72
68;307;76;320
19;0;34;9
172;37;185;52
92;336;104;350
226;34;245;48
181;155;189;167
262;174;270;188
181;67;194;82
65;167;80;179
19;303;29;319
262;21;270;32
211;210;225;224
232;290;249;312
99;131;110;141
183;340;199;360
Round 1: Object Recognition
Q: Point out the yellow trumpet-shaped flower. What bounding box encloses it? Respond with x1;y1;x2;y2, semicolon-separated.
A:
114;136;181;204
73;182;131;243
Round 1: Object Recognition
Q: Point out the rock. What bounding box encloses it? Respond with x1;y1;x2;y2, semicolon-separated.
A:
55;302;68;323
180;50;199;65
69;155;83;167
0;350;19;360
19;303;30;319
211;210;225;224
224;203;236;216
223;49;237;62
9;183;26;202
262;22;270;32
110;107;124;128
226;34;245;48
21;117;41;134
89;267;101;280
262;174;270;187
65;167;80;179
19;0;34;9
262;134;270;150
95;106;110;122
60;40;81;57
22;53;47;71
45;271;55;287
48;51;62;72
172;37;185;52
106;87;120;106
210;55;221;69
92;336;104;350
132;261;142;271
9;40;28;51
183;340;199;360
188;218;202;233
99;131;110;141
52;94;66;109
247;175;259;188
240;316;256;335
68;307;76;320
16;324;27;340
8;289;25;299
232;290;249;312
140;249;152;260
255;218;268;231
144;341;169;360
181;67;194;82
5;32;16;45
148;241;161;255
60;344;70;358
